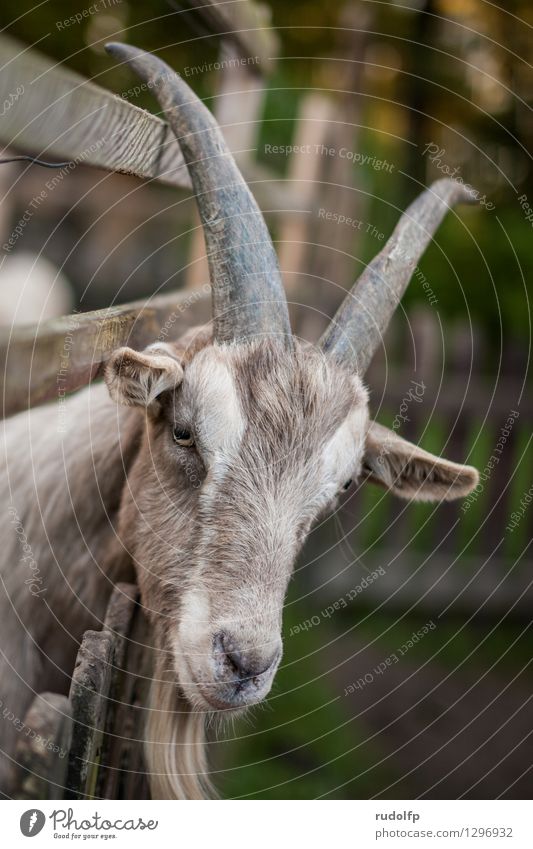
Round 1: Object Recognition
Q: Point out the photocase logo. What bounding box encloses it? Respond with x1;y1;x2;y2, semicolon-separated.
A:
20;809;46;837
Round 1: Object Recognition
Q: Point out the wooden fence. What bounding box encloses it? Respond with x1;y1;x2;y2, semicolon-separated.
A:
15;583;151;799
305;307;533;621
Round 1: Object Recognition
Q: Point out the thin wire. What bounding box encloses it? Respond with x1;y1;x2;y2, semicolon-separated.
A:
0;155;73;169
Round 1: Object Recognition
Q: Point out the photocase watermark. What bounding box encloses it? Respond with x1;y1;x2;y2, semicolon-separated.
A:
412;264;438;306
157;283;211;343
506;483;533;534
177;451;203;492
20;809;46;837
391;379;426;430
422;143;495;211
44;138;106;190
376;379;426;467
8;505;46;597
517;193;533;229
120;69;175;102
318;208;385;240
176;450;238;506
385;243;438;306
264;143;395;173
0;84;24;117
120;56;260;101
461;409;519;513
57;313;81;434
289;567;386;636
184;55;260;78
343;620;436;696
56;0;122;30
2;137;107;254
0;697;67;758
50;808;158;834
3;203;42;254
21;806;159;837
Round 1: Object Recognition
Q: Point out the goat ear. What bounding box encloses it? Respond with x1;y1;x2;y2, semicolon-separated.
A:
363;420;479;502
104;343;183;409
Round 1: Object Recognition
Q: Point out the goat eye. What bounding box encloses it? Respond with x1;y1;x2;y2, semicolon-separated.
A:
342;479;353;492
173;427;194;447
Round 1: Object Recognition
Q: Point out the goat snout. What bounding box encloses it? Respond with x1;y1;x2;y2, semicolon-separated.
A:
214;632;279;681
207;631;281;708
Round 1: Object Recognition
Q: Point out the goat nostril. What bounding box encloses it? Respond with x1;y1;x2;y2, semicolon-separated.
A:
226;646;249;677
226;647;275;679
213;632;279;683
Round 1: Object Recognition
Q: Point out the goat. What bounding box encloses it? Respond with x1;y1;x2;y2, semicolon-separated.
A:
0;43;479;799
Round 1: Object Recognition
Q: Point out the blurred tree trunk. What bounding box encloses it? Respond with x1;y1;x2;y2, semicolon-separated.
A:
405;0;437;188
282;4;373;343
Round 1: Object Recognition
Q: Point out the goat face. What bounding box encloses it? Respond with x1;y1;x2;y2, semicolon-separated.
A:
105;334;477;714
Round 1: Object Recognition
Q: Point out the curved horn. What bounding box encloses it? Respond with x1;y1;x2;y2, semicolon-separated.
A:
105;42;292;346
320;179;475;373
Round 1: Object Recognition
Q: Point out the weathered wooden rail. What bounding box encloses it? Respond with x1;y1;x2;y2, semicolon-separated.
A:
0;34;192;189
306;308;533;621
0;288;208;418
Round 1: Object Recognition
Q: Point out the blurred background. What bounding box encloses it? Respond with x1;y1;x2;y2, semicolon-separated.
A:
0;0;532;798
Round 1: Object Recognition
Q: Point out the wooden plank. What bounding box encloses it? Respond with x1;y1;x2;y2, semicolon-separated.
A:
277;93;337;302
13;692;73;800
0;35;192;189
311;548;533;621
185;0;278;68
0;287;209;418
65;630;116;799
103;582;139;653
290;8;373;342
214;44;266;162
101;598;153;799
96;583;140;798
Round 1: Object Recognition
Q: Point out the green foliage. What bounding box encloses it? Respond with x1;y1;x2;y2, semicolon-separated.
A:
219;585;533;798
